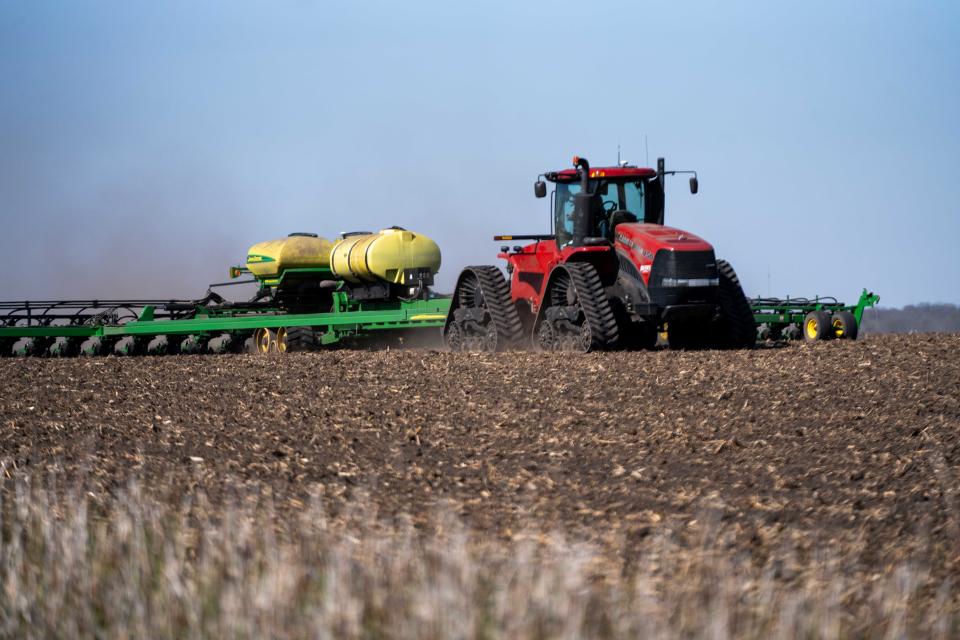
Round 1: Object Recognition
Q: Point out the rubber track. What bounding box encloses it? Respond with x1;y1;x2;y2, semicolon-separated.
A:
715;259;756;349
464;266;524;345
564;262;619;350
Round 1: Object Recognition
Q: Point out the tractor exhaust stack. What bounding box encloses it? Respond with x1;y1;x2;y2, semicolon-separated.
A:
571;155;592;247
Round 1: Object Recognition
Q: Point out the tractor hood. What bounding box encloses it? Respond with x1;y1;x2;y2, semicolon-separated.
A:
613;223;714;256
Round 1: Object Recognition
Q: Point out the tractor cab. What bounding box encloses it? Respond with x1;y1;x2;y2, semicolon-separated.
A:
549;171;659;246
537;159;693;248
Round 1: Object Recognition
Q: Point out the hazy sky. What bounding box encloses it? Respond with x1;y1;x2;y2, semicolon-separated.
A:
1;1;958;307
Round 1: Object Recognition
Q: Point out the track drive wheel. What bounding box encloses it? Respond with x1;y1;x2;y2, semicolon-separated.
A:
445;266;523;352
713;259;756;349
803;311;832;341
831;311;859;340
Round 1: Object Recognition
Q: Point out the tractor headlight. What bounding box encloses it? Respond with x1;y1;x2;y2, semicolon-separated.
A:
662;277;719;287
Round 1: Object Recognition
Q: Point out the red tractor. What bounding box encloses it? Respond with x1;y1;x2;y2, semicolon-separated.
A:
444;156;756;352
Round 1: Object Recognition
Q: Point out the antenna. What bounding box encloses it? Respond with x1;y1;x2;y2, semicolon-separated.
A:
644;134;649;166
617;144;621;166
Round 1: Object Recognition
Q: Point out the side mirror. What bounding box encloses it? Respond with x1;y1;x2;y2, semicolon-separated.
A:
689;176;699;194
534;180;547;198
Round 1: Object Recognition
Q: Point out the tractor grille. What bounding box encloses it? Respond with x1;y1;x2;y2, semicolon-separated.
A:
648;249;719;306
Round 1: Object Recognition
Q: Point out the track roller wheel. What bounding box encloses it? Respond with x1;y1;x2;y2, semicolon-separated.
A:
444;321;464;350
445;266;523;352
535;318;558;351
831;311;859;340
252;328;275;354
803;311;832;341
573;319;595;351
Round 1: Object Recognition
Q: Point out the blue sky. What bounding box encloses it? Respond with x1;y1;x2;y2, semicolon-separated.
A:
1;1;957;306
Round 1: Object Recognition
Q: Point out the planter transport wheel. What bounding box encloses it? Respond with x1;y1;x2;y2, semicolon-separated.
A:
831;311;859;340
803;311;832;341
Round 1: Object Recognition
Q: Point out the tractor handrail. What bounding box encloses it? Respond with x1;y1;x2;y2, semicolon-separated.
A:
493;234;556;242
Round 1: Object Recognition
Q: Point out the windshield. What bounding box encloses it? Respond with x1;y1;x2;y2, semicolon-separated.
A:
553;179;646;245
599;180;645;218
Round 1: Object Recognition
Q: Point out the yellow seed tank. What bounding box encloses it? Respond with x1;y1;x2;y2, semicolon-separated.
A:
330;228;441;285
245;233;333;279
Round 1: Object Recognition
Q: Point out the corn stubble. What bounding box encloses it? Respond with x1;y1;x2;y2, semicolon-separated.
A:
0;472;955;639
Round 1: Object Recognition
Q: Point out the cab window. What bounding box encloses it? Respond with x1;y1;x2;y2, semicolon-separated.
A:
599;182;620;214
624;181;645;218
599;180;645;238
553;181;581;247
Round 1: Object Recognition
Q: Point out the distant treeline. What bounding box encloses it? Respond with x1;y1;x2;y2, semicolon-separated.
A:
861;304;960;333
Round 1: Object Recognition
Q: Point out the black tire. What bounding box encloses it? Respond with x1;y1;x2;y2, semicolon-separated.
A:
802;311;832;341
713;259;756;349
831;311;859;340
283;326;320;352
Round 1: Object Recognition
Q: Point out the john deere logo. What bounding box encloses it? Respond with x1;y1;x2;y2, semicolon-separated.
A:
246;254;276;263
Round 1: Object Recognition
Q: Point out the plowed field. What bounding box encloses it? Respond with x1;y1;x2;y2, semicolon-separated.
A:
2;335;958;572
